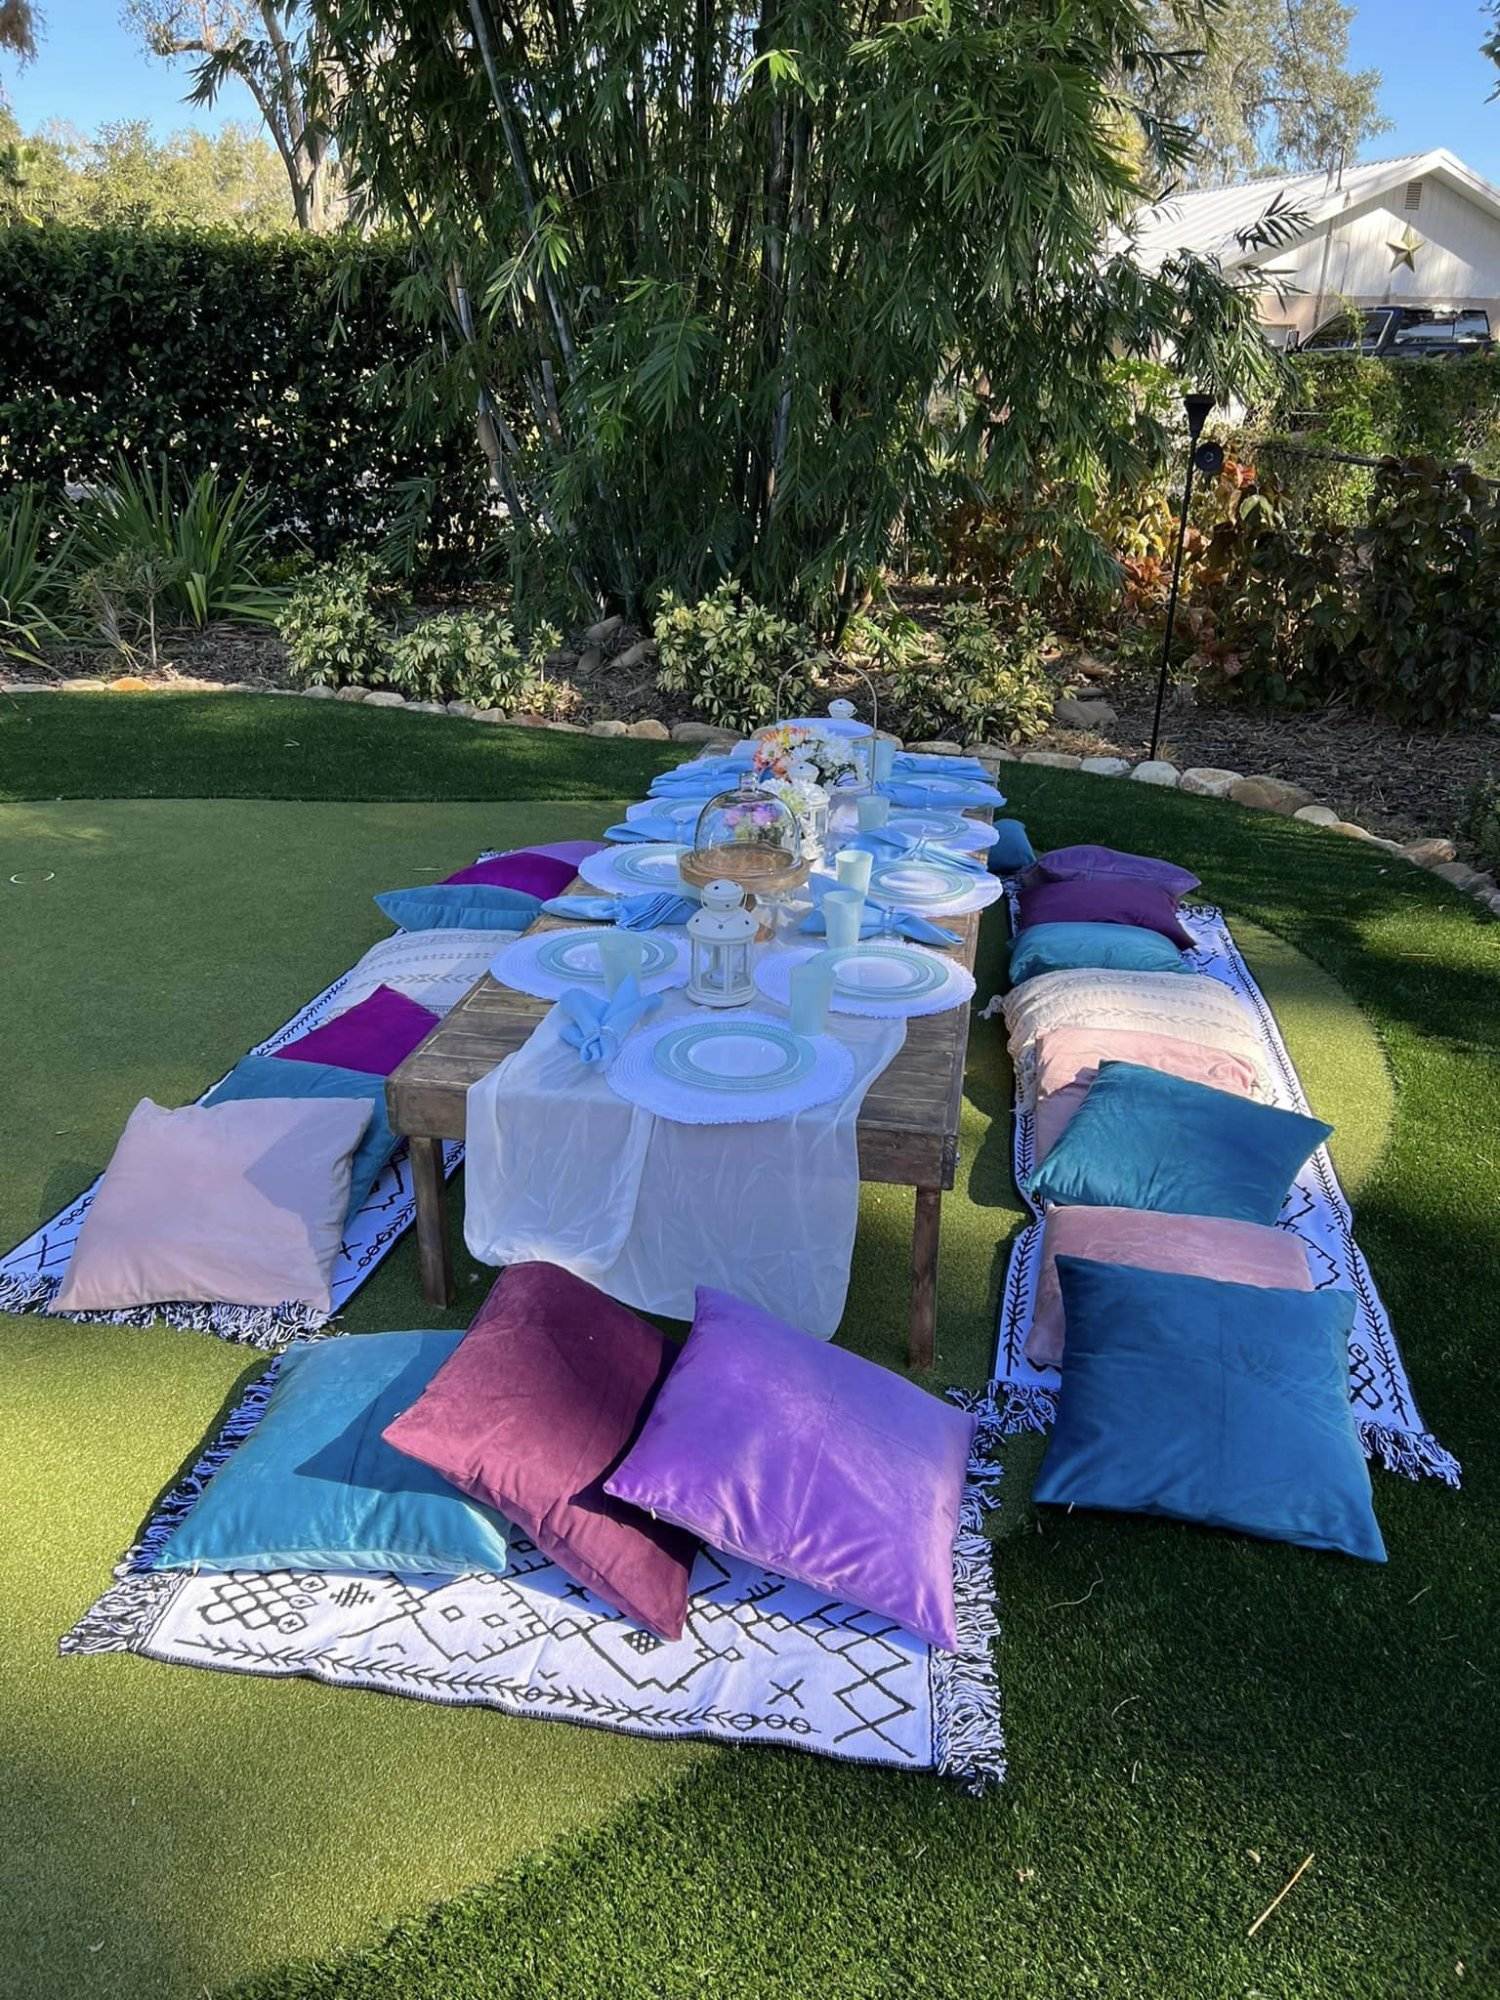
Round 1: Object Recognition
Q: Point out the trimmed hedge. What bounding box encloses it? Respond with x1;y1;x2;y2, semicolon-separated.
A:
0;224;493;565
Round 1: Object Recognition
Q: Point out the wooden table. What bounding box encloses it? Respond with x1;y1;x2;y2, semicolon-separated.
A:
386;885;985;1368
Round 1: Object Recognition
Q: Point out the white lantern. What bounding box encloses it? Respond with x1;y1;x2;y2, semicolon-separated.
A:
686;878;758;1009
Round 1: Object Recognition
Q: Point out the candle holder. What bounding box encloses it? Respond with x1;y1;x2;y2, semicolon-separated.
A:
686;879;758;1008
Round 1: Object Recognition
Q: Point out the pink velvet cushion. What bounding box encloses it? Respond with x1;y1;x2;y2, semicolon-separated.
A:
48;1095;373;1315
1023;844;1200;899
1032;1025;1262;1160
443;850;580;899
1025;1206;1313;1368
1017;876;1195;951
273;984;439;1078
605;1287;976;1651
382;1262;698;1639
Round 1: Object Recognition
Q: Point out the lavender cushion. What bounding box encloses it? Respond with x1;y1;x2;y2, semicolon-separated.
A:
383;1263;698;1639
605;1287;975;1651
1017;876;1196;951
1023;845;1200;899
443;850;580;900
273;984;439;1078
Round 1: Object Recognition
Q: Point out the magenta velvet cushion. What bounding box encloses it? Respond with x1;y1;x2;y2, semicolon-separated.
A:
1017;876;1196;951
273;984;439;1078
1023;845;1200;899
382;1262;698;1639
443;850;580;899
605;1287;976;1651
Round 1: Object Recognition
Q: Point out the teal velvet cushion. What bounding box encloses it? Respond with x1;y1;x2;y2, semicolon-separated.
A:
987;818;1036;873
154;1332;513;1575
1026;1060;1331;1224
205;1052;395;1218
1009;921;1187;984
375;883;540;933
1034;1258;1385;1562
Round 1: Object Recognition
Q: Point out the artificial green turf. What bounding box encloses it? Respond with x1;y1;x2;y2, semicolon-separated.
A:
0;691;681;802
1;746;1495;2000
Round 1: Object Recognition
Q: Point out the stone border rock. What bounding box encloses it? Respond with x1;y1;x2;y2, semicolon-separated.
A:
6;677;1495;918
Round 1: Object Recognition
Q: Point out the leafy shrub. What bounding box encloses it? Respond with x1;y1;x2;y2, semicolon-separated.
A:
66;460;284;632
0;486;67;666
1266;352;1500;478
1464;775;1500;870
886;601;1055;744
0;225;500;570
383;613;574;715
278;556;398;689
1186;456;1500;725
654;582;823;732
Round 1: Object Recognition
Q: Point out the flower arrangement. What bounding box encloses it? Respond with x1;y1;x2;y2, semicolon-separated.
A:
751;723;857;790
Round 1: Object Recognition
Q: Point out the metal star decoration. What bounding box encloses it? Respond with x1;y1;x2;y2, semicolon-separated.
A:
1388;225;1422;272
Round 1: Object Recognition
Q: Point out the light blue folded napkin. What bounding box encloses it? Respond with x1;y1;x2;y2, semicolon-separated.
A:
602;820;680;843
543;892;695;930
881;778;1007;810
650;758;745;792
799;904;958;948
557;977;663;1064
844;828;986;872
893;753;992;779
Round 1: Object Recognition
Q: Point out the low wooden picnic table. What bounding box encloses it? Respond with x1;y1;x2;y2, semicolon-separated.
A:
386;874;987;1369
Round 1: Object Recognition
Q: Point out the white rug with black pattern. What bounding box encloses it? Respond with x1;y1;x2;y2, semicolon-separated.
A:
61;1363;1007;1790
985;899;1460;1487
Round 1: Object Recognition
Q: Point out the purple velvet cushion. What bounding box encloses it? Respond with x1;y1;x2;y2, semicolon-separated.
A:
443;850;580;899
605;1287;976;1651
1017;876;1196;951
273;984;439;1078
382;1262;698;1639
1024;845;1200;900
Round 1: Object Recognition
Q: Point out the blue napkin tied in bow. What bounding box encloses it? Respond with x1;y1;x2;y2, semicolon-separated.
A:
843;827;987;872
543;892;696;930
799;904;957;948
557;978;663;1064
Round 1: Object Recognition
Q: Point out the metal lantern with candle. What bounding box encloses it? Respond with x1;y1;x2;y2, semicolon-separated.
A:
686;879;758;1008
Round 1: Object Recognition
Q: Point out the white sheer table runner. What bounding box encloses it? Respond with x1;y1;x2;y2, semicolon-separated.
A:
464;985;906;1337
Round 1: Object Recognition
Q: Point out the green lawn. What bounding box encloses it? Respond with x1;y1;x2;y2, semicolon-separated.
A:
0;696;1494;2000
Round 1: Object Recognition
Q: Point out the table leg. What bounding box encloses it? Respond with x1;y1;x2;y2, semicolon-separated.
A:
408;1135;454;1308
909;1186;941;1370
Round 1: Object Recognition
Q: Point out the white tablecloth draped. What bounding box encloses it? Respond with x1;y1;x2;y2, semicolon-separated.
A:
463;985;906;1337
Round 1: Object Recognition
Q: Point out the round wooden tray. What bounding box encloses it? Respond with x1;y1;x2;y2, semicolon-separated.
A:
678;842;811;899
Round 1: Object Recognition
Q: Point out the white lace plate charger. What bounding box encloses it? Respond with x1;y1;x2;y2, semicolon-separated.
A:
577;843;689;895
755;943;976;1020
606;1010;855;1125
491;926;689;1001
864;854;1004;916
887;810;998;852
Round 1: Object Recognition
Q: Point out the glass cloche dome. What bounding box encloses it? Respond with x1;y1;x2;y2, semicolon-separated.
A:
678;777;810;899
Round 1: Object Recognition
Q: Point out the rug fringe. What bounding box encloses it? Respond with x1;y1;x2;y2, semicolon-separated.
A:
3;1267;327;1349
933;1397;1007;1793
59;1361;284;1656
1359;1419;1462;1489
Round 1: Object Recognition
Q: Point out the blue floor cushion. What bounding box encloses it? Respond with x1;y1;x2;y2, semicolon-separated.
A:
154;1332;513;1576
375;884;540;933
987;819;1037;873
1009;921;1187;983
205;1052;396;1219
1026;1060;1332;1224
1034;1259;1385;1562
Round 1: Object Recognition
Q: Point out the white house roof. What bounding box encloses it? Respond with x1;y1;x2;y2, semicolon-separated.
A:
1117;149;1500;273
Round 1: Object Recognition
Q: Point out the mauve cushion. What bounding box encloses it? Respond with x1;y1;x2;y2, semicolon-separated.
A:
1025;1205;1312;1368
1017;876;1196;951
1023;845;1200;899
382;1263;698;1639
443;850;579;899
273;984;438;1077
48;1095;371;1315
1032;1025;1262;1159
526;840;609;866
605;1287;975;1651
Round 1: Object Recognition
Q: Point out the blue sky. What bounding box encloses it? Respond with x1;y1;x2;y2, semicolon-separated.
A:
5;0;1500;183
